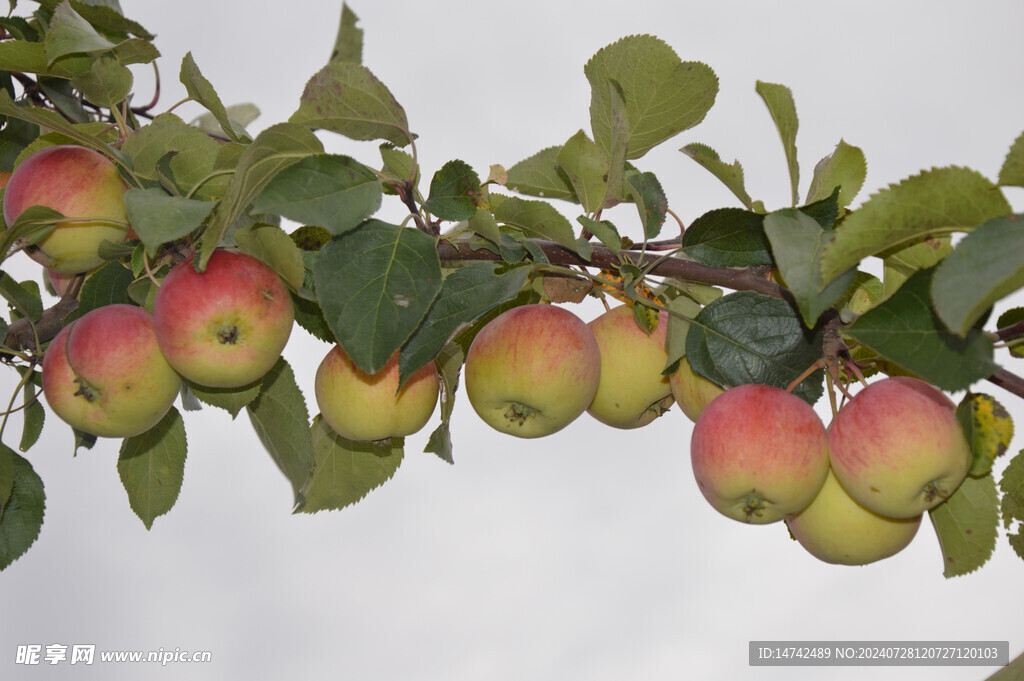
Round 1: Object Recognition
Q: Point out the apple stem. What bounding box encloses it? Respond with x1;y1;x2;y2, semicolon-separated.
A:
786;358;825;394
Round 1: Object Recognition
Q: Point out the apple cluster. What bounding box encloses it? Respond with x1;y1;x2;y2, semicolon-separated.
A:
4;146;974;571
5;145;296;438
691;376;972;566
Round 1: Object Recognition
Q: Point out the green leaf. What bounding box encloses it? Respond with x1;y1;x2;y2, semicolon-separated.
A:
191;103;259;142
1000;452;1024;561
69;54;132;108
245;358;315;507
680;143;753;210
63;261;132;323
881;236;952;299
45;1;116;64
493;196;578;252
233;223;306;291
290;61;412;147
313;220;442;374
764;208;856;327
399;263;530;386
117;407;187;530
423;159;483;222
0;116;39;171
928;473;999;578
685;291;824;405
0;17;39;42
843;268;997;391
805;139;866;208
468;207;502;245
680;207;771;267
0;40;91;79
820;166;1012;284
956;393;1014;478
252;153;382;235
664;293;703;370
296;416;404;514
110;38;160;66
0;447;45;571
997;307;1024;358
187;379;262;419
18;372;44;453
755;81;800;206
179;51;250;143
556;130;610;214
625;171;667;240
0;206;60;266
0;91;127;168
200;122;323;270
577;216;621;253
585;35;717;160
0;271;43;321
423;341;463;464
66;1;154;41
119;112;226;200
379;143;418;188
932;215;1024;336
0;443;13;508
998;129;1024;188
124;188;214;256
506;146;578;203
330;3;363;64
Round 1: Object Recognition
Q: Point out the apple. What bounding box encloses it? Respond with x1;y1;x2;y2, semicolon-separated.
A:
669;356;723;422
828;376;971;519
464;303;601;438
690;383;830;524
153;249;294;389
786;468;922;565
2;145;130;274
41;304;181;438
586;304;673;429
315;346;440;442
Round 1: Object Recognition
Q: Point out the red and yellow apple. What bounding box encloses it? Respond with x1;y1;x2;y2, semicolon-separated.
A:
690;383;830;523
786;468;922;565
153;249;294;389
586;304;673;429
41;304;181;438
828;376;971;519
2;145;130;274
669;356;723;423
464;304;601;438
315;346;440;442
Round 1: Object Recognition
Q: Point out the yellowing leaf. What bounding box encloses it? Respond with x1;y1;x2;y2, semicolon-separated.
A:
957;393;1014;477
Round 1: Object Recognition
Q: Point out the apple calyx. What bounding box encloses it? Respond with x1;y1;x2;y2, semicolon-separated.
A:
741;491;773;521
504;402;539;426
217;325;240;344
923;480;952;504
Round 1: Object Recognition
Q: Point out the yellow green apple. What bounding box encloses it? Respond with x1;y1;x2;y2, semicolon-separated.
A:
41;304;181;438
690;383;830;524
586;304;673;429
315;346;440;442
2;145;130;274
465;303;601;438
153;249;294;388
786;468;922;565
669;356;723;422
828;376;971;519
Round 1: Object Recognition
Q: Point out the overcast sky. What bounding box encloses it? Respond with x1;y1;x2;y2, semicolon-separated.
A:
2;1;1023;679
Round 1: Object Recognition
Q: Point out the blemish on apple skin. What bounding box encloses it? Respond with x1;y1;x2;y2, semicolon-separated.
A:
869;486;880;493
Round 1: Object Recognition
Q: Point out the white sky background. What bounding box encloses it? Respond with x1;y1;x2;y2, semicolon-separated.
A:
1;1;1023;679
